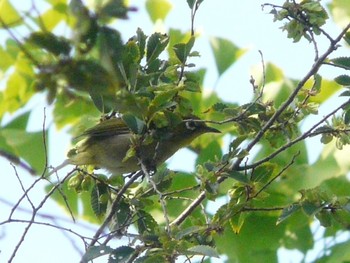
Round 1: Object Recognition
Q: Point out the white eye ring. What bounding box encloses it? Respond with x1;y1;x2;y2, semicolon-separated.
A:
185;121;197;131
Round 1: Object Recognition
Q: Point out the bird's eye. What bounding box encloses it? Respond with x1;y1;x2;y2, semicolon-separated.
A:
185;120;197;131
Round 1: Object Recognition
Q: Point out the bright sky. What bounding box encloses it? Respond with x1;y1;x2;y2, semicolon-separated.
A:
0;0;346;262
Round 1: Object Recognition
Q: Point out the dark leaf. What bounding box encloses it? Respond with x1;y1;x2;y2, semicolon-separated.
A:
122;113;145;134
226;171;250;184
27;32;71;56
91;182;109;217
146;32;169;64
344;109;350;124
109;246;135;263
344;32;350;46
173;37;195;64
137;210;158;234
109;201;131;232
136;28;147;61
82;245;114;262
330;57;350;70
99;0;130;19
335;75;350;86
98;26;124;77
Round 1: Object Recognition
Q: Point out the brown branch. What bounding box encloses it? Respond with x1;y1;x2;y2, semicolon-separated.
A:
84;171;143;252
170;23;350;227
238;98;350;171
232;22;350;170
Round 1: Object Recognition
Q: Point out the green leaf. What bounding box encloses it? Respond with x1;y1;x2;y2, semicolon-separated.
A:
0;45;14;71
330;57;350;70
210;37;246;77
136;28;147;61
69;0;98;53
320;133;333;144
318;241;350;262
150;89;178;109
301;201;323;216
344;32;350;46
229;212;246;234
328;0;350;28
332;209;350;228
315;210;332;227
175;226;206;240
91;182;109;218
186;245;220;258
251;163;276;183
122;114;145;134
146;32;169;64
226;171;250;183
99;0;129;19
276;204;301;225
98;26;124;77
0;0;21;27
136;210;158;234
335;74;350;86
3;111;30;130
344;109;350;124
40;2;68;31
81;245;114;262
186;0;204;9
173;37;195;64
145;0;172;23
28;32;71;56
109;200;131;232
109;246;135;262
0;129;47;174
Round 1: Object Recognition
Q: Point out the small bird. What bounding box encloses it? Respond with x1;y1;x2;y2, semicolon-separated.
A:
49;116;220;175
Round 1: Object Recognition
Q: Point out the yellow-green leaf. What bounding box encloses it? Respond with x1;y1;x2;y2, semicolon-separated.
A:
0;0;21;27
146;0;172;23
210;37;247;77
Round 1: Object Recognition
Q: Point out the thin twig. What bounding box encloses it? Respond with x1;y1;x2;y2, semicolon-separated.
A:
252;151;300;199
84;171;143;250
232;23;350;170
8;171;74;262
170;23;350;227
239;98;349;171
140;162;171;234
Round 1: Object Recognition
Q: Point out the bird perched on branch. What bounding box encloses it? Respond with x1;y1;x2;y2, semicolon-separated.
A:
49;115;220;175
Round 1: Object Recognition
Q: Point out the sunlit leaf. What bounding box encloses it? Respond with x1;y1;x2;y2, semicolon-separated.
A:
40;2;68;31
210;37;246;77
0;129;47;174
0;0;21;27
328;0;350;28
146;0;172;23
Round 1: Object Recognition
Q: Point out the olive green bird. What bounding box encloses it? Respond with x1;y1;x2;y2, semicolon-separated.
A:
49;116;219;175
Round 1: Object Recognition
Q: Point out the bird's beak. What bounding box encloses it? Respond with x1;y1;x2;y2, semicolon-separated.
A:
205;126;221;134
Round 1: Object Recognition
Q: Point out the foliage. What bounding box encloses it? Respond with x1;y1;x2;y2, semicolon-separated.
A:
1;0;350;262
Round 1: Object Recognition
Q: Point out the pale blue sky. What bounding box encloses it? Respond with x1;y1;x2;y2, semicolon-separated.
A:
1;0;347;262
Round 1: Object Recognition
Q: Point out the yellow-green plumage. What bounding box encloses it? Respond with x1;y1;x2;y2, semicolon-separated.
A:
67;117;219;174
